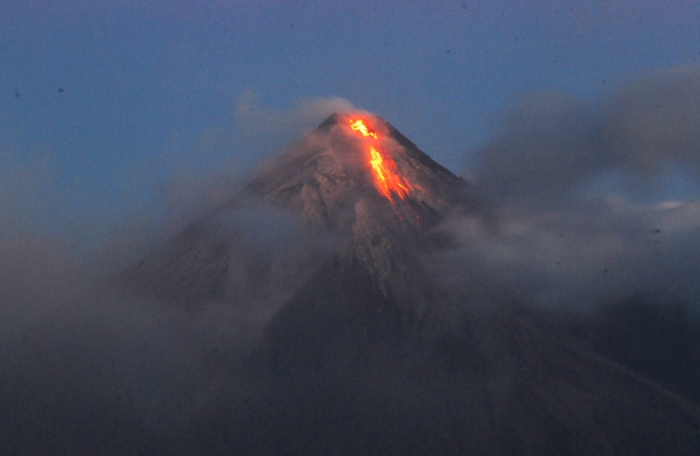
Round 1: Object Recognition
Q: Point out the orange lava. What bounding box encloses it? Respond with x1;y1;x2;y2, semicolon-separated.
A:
347;117;414;203
349;119;378;138
369;146;412;200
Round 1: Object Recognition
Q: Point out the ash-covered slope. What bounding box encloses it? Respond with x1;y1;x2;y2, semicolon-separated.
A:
223;304;700;456
242;112;700;456
247;113;467;230
125;111;700;455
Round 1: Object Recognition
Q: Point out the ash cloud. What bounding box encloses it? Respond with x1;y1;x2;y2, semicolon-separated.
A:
438;66;700;310
0;196;337;455
232;94;355;165
472;66;700;202
430;67;700;406
0;99;348;455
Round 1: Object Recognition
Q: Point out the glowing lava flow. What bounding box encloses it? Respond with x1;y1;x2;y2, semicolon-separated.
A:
350;119;378;139
348;118;415;203
369;146;412;200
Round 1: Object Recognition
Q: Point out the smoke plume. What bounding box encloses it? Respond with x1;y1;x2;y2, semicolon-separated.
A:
430;67;700;410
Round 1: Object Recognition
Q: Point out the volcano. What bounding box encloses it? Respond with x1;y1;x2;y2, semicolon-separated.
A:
126;112;700;455
246;112;477;332
126;112;475;323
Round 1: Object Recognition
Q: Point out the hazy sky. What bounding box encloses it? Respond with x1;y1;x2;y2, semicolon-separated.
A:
2;0;700;245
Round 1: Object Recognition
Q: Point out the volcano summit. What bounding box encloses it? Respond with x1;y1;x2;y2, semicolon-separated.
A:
245;112;477;330
125;112;700;455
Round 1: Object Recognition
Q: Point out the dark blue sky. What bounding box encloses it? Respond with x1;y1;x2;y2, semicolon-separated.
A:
2;0;700;245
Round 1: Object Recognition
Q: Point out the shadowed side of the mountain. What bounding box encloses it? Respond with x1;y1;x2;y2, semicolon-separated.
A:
168;299;700;456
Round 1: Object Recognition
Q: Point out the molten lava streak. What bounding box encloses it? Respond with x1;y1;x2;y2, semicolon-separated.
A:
369;146;412;200
348;118;414;203
350;119;378;139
